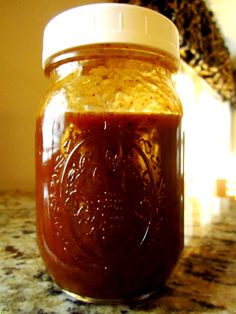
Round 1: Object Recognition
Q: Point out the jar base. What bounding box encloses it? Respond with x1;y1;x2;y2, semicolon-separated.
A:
62;288;157;305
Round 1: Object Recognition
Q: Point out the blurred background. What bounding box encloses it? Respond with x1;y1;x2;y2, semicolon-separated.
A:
0;0;236;200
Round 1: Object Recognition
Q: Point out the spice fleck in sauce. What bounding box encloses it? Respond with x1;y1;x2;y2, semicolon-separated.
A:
36;112;183;300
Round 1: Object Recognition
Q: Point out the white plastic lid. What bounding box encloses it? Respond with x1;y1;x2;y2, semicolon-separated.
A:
42;3;179;69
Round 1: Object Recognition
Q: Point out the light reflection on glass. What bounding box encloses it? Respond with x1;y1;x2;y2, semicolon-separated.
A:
57;61;82;80
42;90;66;162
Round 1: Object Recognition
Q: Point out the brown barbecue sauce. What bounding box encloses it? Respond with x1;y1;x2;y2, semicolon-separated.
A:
36;112;183;301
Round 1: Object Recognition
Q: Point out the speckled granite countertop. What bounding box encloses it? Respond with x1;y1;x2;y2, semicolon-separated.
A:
0;192;236;314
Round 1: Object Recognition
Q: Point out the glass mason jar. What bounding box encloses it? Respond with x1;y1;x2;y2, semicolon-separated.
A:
35;3;183;304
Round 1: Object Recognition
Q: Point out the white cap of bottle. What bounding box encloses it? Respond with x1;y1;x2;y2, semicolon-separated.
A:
42;3;179;69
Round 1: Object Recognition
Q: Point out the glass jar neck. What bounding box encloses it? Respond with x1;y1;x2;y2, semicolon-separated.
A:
45;44;178;79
